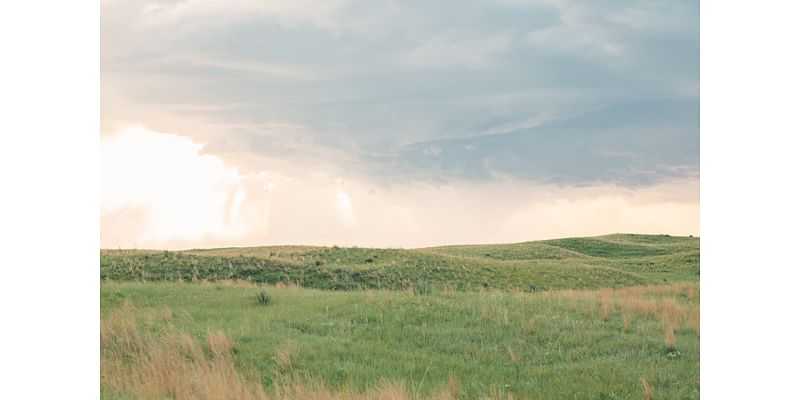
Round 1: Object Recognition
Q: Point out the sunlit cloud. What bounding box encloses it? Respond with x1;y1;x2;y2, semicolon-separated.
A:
337;190;356;228
101;125;247;246
101;126;698;249
101;0;699;248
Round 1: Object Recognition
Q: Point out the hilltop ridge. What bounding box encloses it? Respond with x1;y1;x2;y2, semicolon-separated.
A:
101;233;699;291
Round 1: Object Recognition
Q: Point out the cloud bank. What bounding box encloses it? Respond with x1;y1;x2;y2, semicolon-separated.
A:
101;0;699;248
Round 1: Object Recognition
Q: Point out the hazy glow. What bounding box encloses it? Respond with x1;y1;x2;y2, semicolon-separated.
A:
337;190;356;228
101;126;698;249
101;126;245;246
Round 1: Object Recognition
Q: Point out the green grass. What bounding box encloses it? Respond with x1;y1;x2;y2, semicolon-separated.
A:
101;234;699;290
101;282;700;399
100;234;700;399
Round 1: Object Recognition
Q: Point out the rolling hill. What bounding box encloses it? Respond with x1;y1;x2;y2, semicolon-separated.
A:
101;233;699;291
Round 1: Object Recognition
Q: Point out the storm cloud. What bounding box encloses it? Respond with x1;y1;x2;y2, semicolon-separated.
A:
100;0;699;248
102;0;698;187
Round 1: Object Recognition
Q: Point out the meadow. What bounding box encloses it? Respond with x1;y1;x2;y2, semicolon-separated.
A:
100;234;700;399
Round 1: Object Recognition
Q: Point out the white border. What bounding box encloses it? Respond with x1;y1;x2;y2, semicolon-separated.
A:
0;2;99;398
702;0;800;398
2;1;800;398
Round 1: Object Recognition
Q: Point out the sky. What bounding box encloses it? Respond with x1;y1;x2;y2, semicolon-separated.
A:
100;0;699;249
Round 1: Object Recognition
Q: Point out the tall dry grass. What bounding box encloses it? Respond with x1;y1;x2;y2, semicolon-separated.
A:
439;284;456;296
506;346;518;363
664;325;676;351
274;339;296;372
101;300;462;400
269;379;459;400
545;282;700;347
447;374;460;399
101;301;268;400
275;281;302;290
213;279;263;288
641;378;654;400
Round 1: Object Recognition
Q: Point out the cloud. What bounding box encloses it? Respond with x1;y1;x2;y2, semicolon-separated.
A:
102;0;698;187
100;1;699;247
101;125;248;245
101;126;698;249
376;97;698;187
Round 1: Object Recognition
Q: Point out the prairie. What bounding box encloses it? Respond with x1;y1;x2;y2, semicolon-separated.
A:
100;234;699;399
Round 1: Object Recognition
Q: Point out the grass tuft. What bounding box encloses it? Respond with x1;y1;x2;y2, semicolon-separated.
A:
641;377;654;400
664;324;677;352
274;339;296;372
257;290;272;305
447;374;460;399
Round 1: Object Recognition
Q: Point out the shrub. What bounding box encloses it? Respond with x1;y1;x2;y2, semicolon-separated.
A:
256;290;272;305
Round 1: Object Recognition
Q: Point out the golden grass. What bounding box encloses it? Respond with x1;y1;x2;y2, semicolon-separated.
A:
102;301;466;400
274;339;296;372
207;330;234;359
214;279;263;288
641;378;654;400
545;282;700;347
440;284;456;296
447;374;460;399
664;325;676;350
101;302;268;400
275;281;302;290
690;307;700;335
270;379;459;400
600;298;612;321
506;346;518;363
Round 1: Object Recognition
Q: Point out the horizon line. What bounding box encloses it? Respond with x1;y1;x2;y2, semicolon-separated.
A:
100;232;699;252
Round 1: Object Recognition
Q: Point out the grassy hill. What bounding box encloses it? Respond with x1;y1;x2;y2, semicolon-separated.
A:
101;234;699;291
100;234;700;399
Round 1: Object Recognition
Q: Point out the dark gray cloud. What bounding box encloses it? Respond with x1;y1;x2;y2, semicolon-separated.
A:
382;98;698;186
102;0;699;187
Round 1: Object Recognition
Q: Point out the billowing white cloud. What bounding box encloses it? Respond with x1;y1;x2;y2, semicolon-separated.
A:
101;125;249;245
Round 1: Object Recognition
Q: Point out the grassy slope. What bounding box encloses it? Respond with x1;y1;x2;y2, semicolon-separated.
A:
101;282;699;399
101;234;699;290
100;234;700;399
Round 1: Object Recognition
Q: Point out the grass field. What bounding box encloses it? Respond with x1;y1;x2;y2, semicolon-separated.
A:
100;234;699;399
101;234;699;291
